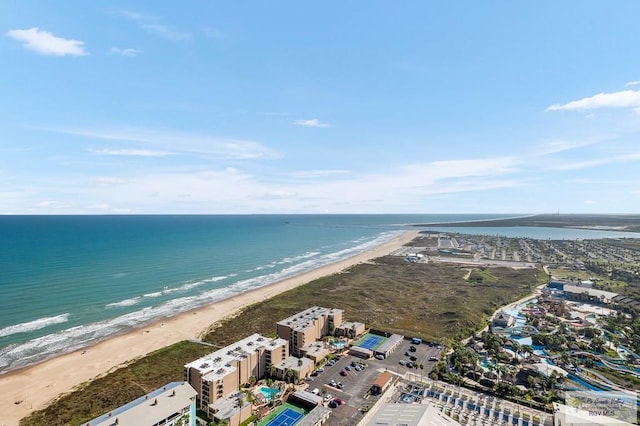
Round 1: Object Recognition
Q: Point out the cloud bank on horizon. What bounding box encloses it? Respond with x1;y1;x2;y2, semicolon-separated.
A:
2;2;640;214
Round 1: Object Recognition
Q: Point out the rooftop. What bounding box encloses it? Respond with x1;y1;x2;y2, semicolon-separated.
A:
82;382;196;426
277;306;343;332
367;402;461;426
208;393;250;420
563;285;619;302
185;333;287;380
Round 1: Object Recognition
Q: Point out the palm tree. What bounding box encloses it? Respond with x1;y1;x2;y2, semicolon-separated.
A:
266;363;276;379
285;369;296;384
521;345;533;360
511;341;522;361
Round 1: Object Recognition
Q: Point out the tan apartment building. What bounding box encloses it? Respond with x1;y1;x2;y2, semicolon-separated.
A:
334;321;365;338
276;306;343;356
184;333;288;419
82;382;197;426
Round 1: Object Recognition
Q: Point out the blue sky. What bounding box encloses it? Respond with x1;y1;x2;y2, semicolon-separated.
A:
2;2;640;214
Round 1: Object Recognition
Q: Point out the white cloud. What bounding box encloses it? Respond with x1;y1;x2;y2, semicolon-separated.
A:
44;126;279;160
141;24;190;41
109;47;141;57
536;138;600;155
90;148;174;157
552;152;640;171
625;81;640;87
117;10;190;41
6;27;87;56
96;177;127;185
546;89;640;112
293;119;332;128
288;170;349;179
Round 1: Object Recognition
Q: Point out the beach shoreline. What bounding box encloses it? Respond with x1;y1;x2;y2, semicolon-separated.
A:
0;230;419;426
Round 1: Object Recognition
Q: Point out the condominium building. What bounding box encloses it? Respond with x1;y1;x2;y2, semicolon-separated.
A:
184;333;288;420
276;306;343;356
82;382;197;426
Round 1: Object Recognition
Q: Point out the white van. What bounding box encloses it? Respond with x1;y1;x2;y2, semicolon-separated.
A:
311;388;321;395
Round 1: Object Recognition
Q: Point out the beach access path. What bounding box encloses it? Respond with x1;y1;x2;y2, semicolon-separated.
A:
0;231;419;426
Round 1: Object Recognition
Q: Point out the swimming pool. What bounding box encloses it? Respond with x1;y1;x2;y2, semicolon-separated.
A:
260;386;281;401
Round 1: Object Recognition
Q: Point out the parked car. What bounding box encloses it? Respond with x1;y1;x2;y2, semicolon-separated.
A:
399;360;405;365
409;346;417;352
344;365;351;371
429;356;438;362
337;382;344;389
410;355;417;361
324;394;333;403
328;400;338;408
375;354;385;360
340;370;347;376
333;398;344;405
407;362;414;368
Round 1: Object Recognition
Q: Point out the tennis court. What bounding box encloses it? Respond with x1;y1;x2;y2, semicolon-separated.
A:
260;404;307;426
356;333;386;350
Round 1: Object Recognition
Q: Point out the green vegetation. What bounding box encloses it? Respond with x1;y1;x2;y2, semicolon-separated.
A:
20;258;544;426
19;341;213;426
466;267;499;284
202;258;544;344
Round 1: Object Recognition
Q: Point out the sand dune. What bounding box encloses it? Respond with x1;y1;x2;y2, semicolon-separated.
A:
0;231;418;426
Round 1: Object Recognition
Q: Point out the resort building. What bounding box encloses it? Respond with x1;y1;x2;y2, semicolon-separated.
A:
276;306;343;356
334;321;365;338
373;334;404;359
184;333;288;420
492;311;515;328
274;356;314;381
208;394;252;426
299;342;331;363
370;371;394;396
81;381;197;426
562;285;618;305
366;403;461;426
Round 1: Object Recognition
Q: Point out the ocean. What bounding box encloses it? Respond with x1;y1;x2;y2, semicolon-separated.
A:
0;214;637;374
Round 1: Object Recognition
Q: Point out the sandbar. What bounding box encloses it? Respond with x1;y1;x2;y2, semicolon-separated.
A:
0;231;419;426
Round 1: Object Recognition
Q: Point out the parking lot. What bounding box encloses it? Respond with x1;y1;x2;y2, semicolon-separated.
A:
302;338;445;425
383;339;444;374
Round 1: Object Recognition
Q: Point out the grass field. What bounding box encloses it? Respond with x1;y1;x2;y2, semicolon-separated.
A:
20;257;544;425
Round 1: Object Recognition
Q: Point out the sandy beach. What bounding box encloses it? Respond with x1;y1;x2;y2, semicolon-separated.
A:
0;230;419;426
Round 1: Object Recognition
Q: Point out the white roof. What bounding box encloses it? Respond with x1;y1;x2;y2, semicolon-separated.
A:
185;333;287;381
367;403;461;426
563;285;618;301
82;382;196;426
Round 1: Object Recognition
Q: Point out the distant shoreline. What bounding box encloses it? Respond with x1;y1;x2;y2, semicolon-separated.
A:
414;213;640;233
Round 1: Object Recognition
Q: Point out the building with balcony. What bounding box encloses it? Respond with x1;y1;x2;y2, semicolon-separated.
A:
81;382;197;426
184;333;287;421
276;306;343;356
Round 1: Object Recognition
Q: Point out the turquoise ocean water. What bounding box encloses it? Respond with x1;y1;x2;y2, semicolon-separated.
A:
1;214;638;374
